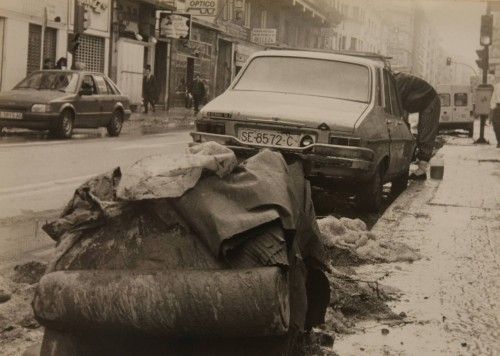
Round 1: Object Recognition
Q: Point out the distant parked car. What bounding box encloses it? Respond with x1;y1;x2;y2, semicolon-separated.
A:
192;50;416;212
0;70;131;138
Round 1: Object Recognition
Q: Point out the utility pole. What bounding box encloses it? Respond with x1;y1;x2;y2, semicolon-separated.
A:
475;3;493;144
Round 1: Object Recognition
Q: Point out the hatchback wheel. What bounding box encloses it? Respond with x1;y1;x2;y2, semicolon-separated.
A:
51;110;73;139
357;165;384;213
107;110;123;137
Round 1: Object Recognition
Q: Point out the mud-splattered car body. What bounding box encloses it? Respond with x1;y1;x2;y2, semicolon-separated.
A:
192;50;416;211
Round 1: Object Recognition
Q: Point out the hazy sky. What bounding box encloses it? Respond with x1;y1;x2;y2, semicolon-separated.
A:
417;0;486;67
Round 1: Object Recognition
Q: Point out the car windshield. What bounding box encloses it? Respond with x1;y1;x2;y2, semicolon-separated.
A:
14;72;79;93
234;56;371;103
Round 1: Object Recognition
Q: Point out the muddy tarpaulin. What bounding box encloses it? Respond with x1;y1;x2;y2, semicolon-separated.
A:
34;268;289;338
39;142;329;343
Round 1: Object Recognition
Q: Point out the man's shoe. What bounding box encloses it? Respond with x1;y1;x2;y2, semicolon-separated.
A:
409;172;427;181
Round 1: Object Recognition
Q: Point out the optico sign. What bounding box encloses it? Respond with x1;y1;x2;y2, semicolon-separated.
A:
187;0;217;16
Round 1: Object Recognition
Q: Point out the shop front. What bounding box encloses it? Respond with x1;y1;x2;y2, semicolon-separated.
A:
168;22;217;109
71;0;111;74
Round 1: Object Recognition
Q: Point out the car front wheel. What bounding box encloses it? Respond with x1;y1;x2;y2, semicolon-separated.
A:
51;110;73;139
357;164;384;213
107;110;123;137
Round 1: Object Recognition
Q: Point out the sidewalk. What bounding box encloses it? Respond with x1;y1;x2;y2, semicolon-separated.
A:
121;107;196;135
333;131;500;355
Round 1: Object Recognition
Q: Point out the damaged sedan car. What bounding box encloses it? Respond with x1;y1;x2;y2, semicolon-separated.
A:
192;50;416;212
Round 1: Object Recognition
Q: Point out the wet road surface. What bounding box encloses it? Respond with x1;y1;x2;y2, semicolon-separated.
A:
0;129;192;266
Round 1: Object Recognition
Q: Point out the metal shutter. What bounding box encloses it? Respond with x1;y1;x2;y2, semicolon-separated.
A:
74;34;105;73
27;24;57;73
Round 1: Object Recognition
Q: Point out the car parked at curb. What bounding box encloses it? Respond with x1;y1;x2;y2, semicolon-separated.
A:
0;70;131;138
192;50;416;212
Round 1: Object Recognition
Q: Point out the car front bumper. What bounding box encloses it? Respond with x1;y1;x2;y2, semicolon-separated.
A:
0;113;59;130
190;132;375;179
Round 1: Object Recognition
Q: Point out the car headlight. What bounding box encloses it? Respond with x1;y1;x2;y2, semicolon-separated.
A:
31;104;50;113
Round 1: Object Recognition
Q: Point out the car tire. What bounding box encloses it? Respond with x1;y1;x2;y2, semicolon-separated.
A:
391;166;409;197
468;123;474;138
51;110;73;139
357;164;384;213
107;110;123;137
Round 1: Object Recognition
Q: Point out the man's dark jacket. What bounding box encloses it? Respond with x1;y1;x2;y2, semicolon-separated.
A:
142;75;157;99
394;72;437;113
191;80;206;100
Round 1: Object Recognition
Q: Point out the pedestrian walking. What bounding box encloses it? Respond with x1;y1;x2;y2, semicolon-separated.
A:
489;80;500;148
191;74;206;114
394;72;441;180
142;65;157;114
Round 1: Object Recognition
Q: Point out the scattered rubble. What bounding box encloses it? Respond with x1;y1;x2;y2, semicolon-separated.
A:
0;262;47;356
318;215;421;265
12;261;46;285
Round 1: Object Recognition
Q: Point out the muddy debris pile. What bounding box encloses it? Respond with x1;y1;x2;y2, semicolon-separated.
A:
0;262;47;356
317;216;421;265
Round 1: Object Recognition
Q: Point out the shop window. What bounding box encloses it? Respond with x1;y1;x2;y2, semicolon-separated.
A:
74;34;105;73
27;24;57;73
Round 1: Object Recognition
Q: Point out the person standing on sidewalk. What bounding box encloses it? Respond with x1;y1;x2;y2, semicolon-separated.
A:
142;65;157;114
489;80;500;147
191;74;206;114
394;72;441;180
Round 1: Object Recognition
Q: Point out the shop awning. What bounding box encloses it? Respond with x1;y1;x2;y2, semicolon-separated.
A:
292;0;327;23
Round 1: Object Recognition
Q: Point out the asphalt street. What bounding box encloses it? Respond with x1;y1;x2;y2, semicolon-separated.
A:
0;129;192;266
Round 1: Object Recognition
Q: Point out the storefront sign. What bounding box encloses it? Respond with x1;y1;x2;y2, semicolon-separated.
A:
79;0;108;14
250;28;277;45
320;27;335;37
158;12;191;39
186;0;217;16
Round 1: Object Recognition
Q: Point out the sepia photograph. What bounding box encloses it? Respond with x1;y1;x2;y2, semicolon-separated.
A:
0;0;498;355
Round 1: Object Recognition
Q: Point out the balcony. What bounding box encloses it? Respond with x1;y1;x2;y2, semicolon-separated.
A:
278;0;342;26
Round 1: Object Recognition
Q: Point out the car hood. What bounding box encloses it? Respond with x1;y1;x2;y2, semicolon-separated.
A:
0;89;72;108
202;90;370;132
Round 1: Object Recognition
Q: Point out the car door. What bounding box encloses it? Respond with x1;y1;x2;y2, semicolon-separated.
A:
74;75;101;128
383;69;413;176
93;75;114;126
438;93;452;123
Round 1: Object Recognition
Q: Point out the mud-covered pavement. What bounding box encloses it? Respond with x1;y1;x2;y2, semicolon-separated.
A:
332;134;500;355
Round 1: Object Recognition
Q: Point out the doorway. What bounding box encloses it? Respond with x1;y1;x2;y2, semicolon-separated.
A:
154;41;169;106
186;57;194;93
216;39;232;96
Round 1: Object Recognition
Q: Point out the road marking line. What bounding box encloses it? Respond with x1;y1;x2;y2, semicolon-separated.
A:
0;174;97;196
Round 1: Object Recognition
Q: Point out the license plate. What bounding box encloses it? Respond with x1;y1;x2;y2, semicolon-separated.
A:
238;128;300;147
0;111;22;120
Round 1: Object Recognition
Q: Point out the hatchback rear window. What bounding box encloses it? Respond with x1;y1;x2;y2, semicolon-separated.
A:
234;56;371;103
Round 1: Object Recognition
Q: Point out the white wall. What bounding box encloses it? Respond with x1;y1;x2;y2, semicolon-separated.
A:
2;18;28;90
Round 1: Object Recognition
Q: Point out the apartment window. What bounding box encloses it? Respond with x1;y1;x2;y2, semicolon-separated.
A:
245;1;251;27
223;0;233;20
260;9;267;28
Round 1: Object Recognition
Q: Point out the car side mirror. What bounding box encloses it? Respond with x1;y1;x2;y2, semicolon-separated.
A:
79;87;93;96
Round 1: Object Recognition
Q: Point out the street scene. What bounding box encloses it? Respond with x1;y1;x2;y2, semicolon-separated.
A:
0;0;499;355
